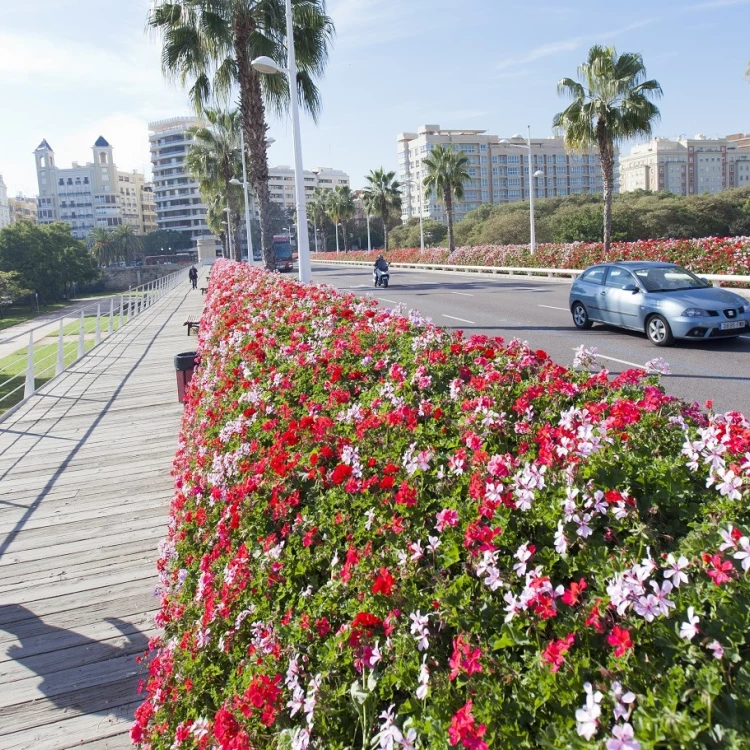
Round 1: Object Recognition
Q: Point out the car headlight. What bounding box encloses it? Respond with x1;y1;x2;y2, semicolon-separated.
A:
682;308;708;317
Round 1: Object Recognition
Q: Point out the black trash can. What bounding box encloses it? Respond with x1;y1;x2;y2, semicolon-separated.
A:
174;351;198;404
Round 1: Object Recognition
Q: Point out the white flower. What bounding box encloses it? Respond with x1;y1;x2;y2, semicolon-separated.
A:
716;468;743;501
605;722;640;750
554;521;568;555
664;554;690;588
573;513;593;539
645;357;671;375
573;344;599;370
190;717;209;740
575;682;602;741
611;681;636;721
733;536;750;572
409;611;430;651
416;656;429;700
634;595;660;622
513;543;534;577
708;639;724;659
368;641;383;668
679;606;700;640
650;579;676;617
365;509;376;530
426;535;441;554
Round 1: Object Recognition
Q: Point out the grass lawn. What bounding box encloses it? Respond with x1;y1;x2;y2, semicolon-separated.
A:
61;315;124;336
0;303;68;333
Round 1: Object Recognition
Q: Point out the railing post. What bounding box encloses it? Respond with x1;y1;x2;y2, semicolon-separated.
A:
78;309;85;359
24;331;35;399
135;292;141;316
95;304;101;346
108;297;114;335
119;294;124;329
55;319;64;376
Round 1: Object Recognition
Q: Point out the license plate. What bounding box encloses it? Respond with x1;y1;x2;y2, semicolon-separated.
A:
720;321;745;330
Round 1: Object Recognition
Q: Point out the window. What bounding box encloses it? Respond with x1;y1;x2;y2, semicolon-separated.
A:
508;178;520;186
509;189;521;199
507;167;519;176
480;144;487;152
507;155;520;164
605;267;637;290
481;168;487;176
580;266;606;285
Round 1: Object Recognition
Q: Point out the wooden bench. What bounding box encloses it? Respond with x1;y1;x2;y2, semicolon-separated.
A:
184;314;201;336
200;286;208;295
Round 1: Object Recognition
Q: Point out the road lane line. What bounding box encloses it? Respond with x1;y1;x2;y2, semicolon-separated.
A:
539;304;569;311
443;314;476;325
450;291;474;297
377;297;398;305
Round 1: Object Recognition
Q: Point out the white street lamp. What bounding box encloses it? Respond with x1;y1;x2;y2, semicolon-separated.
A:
403;178;425;253
334;222;340;254
500;126;545;254
251;1;312;284
311;168;321;254
365;210;372;253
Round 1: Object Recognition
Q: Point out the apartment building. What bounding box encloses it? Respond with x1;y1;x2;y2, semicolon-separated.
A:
267;165;350;214
397;124;607;224
619;134;750;195
0;175;9;229
34;137;150;240
8;195;38;224
141;182;157;234
148;117;212;247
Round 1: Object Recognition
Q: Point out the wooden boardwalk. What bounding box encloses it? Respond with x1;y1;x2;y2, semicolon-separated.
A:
0;274;205;749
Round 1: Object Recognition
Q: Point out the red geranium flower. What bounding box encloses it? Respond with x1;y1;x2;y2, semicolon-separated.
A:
372;567;396;597
607;625;634;657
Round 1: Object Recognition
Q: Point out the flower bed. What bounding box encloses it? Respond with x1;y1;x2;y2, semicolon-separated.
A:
134;261;750;749
312;236;750;277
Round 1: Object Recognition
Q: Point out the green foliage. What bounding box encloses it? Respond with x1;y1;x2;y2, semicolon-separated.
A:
0;222;98;302
142;229;193;256
388;218;447;250
363;168;402;250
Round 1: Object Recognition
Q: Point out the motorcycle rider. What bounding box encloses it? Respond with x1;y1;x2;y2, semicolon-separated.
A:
373;254;389;285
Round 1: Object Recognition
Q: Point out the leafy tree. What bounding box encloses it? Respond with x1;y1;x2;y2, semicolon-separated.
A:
423;145;470;252
553;45;662;253
149;0;334;270
185;109;244;262
0;222;98;302
114;224;144;263
326;185;355;252
0;271;32;317
88;227;117;267
388;218;446;250
143;229;193;255
363;168;401;252
309;188;332;252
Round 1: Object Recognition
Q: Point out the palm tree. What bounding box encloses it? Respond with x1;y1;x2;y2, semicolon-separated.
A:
185;109;243;261
326;186;355;252
113;225;143;265
309;187;329;252
149;0;334;270
422;145;470;253
88;227;116;267
363;168;401;252
553;45;662;253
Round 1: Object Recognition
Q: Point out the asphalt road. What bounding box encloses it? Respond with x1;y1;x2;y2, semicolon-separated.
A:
310;263;750;414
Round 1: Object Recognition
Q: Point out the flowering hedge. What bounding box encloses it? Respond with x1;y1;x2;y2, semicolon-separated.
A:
312;236;750;277
134;261;750;749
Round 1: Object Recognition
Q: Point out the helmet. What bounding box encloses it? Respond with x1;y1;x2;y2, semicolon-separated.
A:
377;254;384;260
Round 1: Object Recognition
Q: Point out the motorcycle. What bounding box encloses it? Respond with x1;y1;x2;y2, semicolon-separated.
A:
373;266;390;288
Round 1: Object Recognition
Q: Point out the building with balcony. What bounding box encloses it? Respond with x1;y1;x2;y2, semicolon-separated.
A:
267;165;350;214
140;182;157;234
0;175;9;229
397;124;608;224
34;136;150;240
8;194;38;224
148;117;213;247
619;134;750;195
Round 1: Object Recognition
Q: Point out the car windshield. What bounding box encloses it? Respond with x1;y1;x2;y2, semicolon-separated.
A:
631;266;709;293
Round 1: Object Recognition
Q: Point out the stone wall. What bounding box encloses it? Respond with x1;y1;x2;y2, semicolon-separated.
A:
101;264;190;291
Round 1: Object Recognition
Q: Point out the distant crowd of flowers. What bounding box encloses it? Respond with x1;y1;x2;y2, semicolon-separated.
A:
312;236;750;277
133;261;750;749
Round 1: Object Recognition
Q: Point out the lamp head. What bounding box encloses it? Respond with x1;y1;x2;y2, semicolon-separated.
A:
251;56;284;75
230;178;242;186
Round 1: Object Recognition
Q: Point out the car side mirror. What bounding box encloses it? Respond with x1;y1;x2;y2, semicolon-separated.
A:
624;284;639;294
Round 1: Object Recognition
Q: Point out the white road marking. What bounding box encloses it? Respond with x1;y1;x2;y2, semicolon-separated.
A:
443;314;476;325
539;304;569;311
354;284;370;288
511;287;545;292
571;349;651;371
450;291;474;297
378;297;398;305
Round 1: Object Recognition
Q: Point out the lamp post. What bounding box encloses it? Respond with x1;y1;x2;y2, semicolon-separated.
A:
500;126;545;254
251;0;312;283
403;178;425;252
223;207;235;259
311;168;321;254
366;211;372;253
334;222;340;254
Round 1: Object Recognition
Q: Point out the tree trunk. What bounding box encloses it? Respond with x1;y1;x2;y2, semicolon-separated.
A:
597;119;614;257
235;16;275;271
342;221;348;252
445;189;455;253
382;214;388;251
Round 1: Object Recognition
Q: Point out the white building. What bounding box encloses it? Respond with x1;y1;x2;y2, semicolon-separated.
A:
267;165;349;214
0;175;9;229
619;134;750;195
34;137;151;240
149;117;212;247
397;124;608;224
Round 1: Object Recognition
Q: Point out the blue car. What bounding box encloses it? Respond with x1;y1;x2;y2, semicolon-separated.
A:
569;262;750;346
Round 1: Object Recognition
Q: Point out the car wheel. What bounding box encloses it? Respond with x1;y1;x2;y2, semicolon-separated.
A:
571;302;593;330
646;314;675;347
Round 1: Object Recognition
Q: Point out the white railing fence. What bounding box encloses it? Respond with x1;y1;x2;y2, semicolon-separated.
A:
311;259;750;287
0;269;187;417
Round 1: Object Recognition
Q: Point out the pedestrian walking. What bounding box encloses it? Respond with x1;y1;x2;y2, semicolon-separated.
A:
189;266;198;290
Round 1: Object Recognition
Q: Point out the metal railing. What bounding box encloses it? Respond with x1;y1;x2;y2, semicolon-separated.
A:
312;259;750;287
0;269;187;418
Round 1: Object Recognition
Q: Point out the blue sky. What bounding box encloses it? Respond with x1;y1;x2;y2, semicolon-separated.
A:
1;0;749;197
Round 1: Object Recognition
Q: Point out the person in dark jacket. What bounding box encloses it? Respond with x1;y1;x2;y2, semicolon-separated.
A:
373;254;389;284
189;266;198;289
